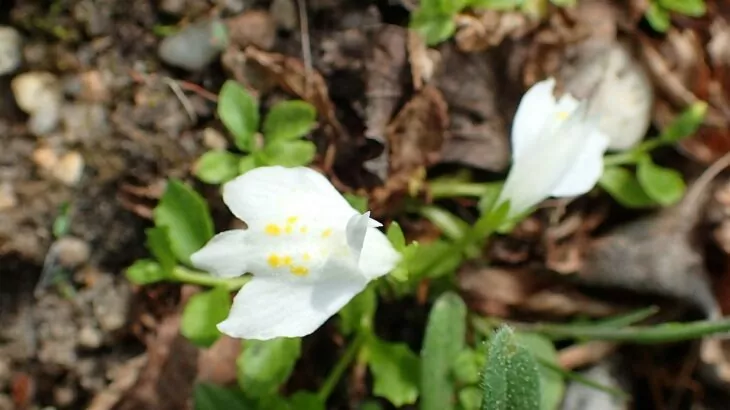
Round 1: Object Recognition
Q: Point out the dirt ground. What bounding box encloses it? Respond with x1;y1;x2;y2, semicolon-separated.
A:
2;0;730;409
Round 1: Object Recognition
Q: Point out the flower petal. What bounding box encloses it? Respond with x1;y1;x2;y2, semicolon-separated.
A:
550;128;610;197
346;212;370;260
223;166;356;230
218;275;368;339
358;228;401;280
511;78;558;160
190;230;250;278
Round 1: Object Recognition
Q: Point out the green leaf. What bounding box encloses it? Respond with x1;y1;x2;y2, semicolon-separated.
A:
145;227;176;274
194;151;242;184
181;287;231;347
193;383;255;410
262;140;317;167
238;337;302;398
410;10;457;46
125;259;170;285
421;292;468;410
366;336;420;406
645;2;671;32
422;0;467;14
636;157;686;206
515;333;564;410
239;155;258;174
658;0;706;16
659;101;708;143
287;392;325;410
339;285;376;335
53;202;71;238
420;206;470;241
549;0;576;7
599;166;658;208
218;80;259;151
458;386;483;410
386;221;406;251
345;193;369;213
359;400;385;410
408;240;463;279
453;349;484;385
154;179;214;266
480;326;541;410
263;100;317;142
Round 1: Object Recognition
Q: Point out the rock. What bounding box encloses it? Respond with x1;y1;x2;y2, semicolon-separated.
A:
91;276;130;333
270;0;298;31
56;236;91;268
32;146;59;171
55;151;85;186
0;182;17;211
78;324;103;349
226;11;277;50
10;71;62;114
0;26;22;75
11;71;63;135
203;127;228;150
158;20;227;71
61;103;110;142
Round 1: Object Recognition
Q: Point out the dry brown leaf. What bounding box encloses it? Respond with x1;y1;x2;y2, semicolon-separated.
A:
454;11;536;53
408;31;439;90
363;25;409;180
225;11;277;51
244;46;345;138
196;335;240;385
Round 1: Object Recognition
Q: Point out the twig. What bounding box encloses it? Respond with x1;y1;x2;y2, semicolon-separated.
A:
162;77;198;123
297;0;313;97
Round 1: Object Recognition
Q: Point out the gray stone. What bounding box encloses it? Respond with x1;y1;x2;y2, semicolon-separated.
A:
0;26;22;75
158;20;226;71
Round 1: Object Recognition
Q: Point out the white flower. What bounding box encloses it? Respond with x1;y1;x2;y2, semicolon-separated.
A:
497;77;610;219
190;166;401;340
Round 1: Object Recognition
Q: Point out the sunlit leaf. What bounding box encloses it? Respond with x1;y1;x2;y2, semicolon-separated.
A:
181;286;231;347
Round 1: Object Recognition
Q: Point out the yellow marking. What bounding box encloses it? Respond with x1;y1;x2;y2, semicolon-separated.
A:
556;111;569;120
282;255;293;266
267;254;281;267
287;216;299;224
290;265;309;276
322;228;333;238
303;252;311;261
265;224;281;236
285;224;294;234
300;226;308;233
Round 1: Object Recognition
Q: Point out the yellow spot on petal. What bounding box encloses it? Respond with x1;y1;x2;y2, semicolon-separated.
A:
322;228;333;238
267;254;281;267
300;226;308;233
287;216;299;224
265;224;281;236
285;224;294;234
282;255;293;266
556;111;569;120
290;265;309;276
303;252;311;261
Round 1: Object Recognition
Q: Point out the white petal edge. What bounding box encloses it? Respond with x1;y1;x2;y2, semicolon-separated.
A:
550;127;610;197
358;227;401;280
222;166;355;227
511;78;559;160
218;275;369;340
346;212;370;260
190;230;250;278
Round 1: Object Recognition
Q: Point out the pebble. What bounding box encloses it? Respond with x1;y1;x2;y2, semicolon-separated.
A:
54;385;77;407
203;127;228;150
91;276;130;333
11;71;63;136
0;26;22;76
61;103;110;142
0;182;17;211
270;0;298;31
55;151;85;186
56;236;91;268
158;19;227;71
77;324;103;349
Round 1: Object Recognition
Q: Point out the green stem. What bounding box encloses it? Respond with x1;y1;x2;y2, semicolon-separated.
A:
603;139;664;167
429;181;490;199
317;332;367;401
171;266;250;291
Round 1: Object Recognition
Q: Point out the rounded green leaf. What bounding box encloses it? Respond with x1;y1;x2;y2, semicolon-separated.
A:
237;337;302;398
218;80;259;151
636;157;686;206
599;166;658;208
409;11;457;46
125;259;169;285
194;151;241;184
263;100;317;142
421;292;468;410
386;221;406;251
366;336;420;406
262;140;317;167
238;155;257;174
344;193;368;213
338;285;376;335
154;179;214;266
181;286;231;347
145;227;176;274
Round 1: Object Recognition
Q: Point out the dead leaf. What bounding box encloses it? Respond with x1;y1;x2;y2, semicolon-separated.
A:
225;11;277;51
196;335;240;385
454;11;536;53
87;356;147;410
362;25;409;180
408;31;439;90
